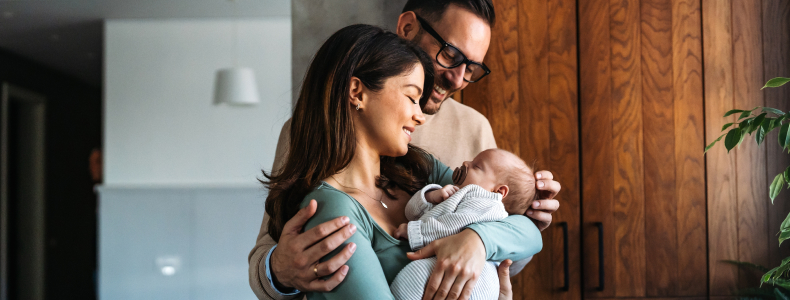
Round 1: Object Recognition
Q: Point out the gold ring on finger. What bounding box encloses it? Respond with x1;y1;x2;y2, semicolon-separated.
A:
313;264;319;277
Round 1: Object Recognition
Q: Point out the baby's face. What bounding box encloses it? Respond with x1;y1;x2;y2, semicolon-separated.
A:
452;149;510;192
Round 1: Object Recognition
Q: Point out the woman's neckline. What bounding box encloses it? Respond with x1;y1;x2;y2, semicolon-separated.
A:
318;181;403;245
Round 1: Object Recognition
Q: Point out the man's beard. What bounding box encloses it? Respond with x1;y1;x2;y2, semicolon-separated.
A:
423;77;457;115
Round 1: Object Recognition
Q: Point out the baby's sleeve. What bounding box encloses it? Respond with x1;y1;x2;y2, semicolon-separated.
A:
405;184;442;221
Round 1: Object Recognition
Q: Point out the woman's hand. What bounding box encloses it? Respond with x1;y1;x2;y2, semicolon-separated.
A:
527;170;561;231
497;260;513;300
407;229;486;300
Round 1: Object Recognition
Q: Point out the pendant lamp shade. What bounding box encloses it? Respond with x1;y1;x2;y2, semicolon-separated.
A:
213;67;260;106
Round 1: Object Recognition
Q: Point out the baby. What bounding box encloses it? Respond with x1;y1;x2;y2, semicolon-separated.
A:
390;148;539;300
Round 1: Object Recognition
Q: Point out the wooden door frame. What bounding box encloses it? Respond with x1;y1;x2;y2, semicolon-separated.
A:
1;82;47;300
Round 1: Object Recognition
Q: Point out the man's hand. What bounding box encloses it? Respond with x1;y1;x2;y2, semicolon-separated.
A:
270;199;357;292
426;185;459;204
527;170;561;231
497;260;513;300
407;229;486;300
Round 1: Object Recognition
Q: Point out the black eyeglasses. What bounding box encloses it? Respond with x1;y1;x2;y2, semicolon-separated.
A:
415;14;491;83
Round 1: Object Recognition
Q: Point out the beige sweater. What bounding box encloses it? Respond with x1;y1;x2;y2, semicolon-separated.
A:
248;98;498;300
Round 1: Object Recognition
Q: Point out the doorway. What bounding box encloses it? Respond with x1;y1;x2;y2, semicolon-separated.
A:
1;82;47;300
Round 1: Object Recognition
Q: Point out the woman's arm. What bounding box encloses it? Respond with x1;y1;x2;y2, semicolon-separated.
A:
302;190;395;300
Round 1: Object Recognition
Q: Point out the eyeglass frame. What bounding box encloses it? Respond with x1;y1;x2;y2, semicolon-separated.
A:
413;14;491;83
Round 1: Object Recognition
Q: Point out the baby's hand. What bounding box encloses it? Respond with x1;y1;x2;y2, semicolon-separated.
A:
426;185;459;204
394;223;409;240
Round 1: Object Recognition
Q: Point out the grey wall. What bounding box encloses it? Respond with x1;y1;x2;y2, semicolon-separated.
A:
291;0;408;105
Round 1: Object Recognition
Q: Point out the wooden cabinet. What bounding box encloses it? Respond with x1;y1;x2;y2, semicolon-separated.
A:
463;0;580;298
578;0;707;297
462;0;790;298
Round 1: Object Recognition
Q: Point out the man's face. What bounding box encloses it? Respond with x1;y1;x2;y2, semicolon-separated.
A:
410;5;491;114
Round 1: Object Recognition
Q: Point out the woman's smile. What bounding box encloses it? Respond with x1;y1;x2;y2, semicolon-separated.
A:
403;126;414;142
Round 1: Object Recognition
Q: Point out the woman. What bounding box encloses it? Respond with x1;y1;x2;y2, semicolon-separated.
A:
262;24;541;299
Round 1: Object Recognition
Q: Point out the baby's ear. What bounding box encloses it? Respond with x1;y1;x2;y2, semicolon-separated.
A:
495;185;509;199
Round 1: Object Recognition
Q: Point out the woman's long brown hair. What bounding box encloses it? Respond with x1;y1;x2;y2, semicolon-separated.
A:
262;24;436;242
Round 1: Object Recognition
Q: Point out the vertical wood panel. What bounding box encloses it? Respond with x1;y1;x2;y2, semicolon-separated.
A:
703;0;739;295
514;0;550;297
580;0;615;296
463;0;521;154
547;0;581;298
672;0;708;295
609;0;646;297
731;0;770;289
764;0;790;270
641;0;678;296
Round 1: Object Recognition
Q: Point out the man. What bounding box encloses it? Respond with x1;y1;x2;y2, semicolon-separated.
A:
249;1;561;299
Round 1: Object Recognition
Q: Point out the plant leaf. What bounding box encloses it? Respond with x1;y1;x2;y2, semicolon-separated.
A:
781;231;790;248
723;260;771;272
764;117;777;132
757;126;766;145
763;77;790;89
780;122;790;149
740;111;753;120
752;113;768;133
777;287;790;300
724;109;747;117
722;123;734;131
772;173;785;203
780;213;790;247
773;278;790;290
705;133;726;153
764;107;787;116
763;256;790;285
725;128;742;152
785;166;790;185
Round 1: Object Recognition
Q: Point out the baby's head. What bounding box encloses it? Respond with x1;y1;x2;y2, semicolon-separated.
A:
452;149;537;215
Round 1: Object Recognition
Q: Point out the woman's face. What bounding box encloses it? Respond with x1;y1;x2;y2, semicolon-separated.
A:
355;63;427;157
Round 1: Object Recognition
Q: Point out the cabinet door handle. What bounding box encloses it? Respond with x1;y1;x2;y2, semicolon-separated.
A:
594;222;604;291
559;222;569;291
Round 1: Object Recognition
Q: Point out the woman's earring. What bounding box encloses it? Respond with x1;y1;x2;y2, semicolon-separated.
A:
356;103;360;111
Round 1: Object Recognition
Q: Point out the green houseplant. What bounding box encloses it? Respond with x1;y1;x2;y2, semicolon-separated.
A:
707;77;790;299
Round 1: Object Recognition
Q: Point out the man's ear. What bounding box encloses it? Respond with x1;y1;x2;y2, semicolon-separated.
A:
349;76;364;108
396;11;420;40
495;185;509;199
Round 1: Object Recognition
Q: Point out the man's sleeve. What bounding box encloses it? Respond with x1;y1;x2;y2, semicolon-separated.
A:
248;213;302;300
248;119;302;300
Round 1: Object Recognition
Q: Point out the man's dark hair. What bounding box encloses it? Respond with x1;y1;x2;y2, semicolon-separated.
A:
402;0;496;27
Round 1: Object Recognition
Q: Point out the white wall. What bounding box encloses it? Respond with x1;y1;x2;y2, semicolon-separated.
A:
98;186;265;300
100;18;290;300
104;19;291;186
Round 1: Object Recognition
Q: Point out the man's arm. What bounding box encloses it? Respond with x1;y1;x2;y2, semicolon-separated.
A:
248;213;300;300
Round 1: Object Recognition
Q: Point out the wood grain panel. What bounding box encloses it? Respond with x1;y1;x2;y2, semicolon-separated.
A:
731;0;770;289
764;0;790;269
703;0;739;295
580;0;615;296
513;0;550;297
641;0;677;295
547;0;581;297
463;0;520;154
672;0;708;295
609;0;645;297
